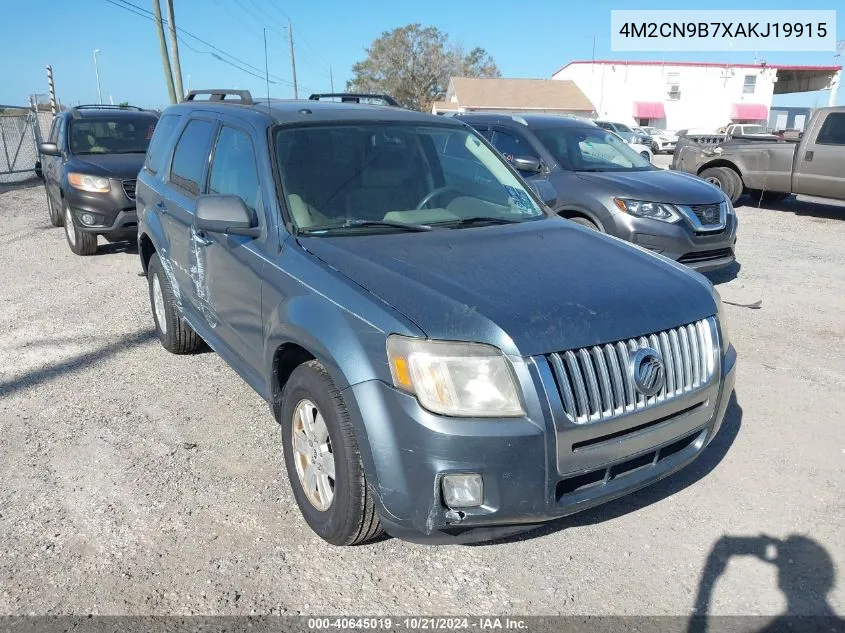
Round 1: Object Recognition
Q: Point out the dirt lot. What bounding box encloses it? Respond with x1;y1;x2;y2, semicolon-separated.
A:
0;182;843;618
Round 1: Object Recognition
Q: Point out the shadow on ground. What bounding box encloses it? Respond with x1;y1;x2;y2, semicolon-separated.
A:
743;195;845;222
467;392;743;546
704;261;741;285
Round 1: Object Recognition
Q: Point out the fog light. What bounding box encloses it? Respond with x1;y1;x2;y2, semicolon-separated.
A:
441;474;483;508
80;213;96;226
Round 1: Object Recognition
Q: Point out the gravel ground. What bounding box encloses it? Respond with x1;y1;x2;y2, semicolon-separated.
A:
0;182;843;618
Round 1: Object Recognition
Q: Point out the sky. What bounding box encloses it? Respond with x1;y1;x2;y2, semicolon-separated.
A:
1;0;841;110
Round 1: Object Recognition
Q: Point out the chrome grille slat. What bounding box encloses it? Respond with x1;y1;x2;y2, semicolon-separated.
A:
546;318;717;424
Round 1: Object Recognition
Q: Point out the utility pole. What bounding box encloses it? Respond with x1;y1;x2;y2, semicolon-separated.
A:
165;0;184;101
330;65;334;92
288;19;298;99
45;65;57;115
93;49;103;104
152;0;177;104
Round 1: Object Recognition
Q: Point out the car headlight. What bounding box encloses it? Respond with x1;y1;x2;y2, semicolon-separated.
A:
613;199;682;223
714;289;731;350
386;335;525;417
68;172;110;193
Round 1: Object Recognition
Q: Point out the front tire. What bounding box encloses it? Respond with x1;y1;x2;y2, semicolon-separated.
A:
700;167;742;204
147;253;203;354
63;203;97;255
566;215;600;231
280;361;383;546
46;190;63;227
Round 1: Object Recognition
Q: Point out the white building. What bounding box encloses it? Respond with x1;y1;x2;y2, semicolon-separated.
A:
553;60;841;131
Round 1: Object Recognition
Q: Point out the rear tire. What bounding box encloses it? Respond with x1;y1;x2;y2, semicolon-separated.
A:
46;191;63;227
63;203;97;256
147;253;203;354
566;215;599;231
700;167;742;205
280;360;383;546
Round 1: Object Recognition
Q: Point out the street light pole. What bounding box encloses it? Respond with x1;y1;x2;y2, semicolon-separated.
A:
93;49;103;104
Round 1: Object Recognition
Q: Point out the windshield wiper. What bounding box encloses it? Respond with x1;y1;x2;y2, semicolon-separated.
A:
431;216;524;227
298;219;434;234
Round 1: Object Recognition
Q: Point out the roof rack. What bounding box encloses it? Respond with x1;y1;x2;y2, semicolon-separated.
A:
308;93;399;107
69;103;148;118
185;89;254;105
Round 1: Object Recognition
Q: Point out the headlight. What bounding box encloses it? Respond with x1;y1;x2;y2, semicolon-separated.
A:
714;289;731;350
68;172;110;193
386;335;525;417
613;199;681;223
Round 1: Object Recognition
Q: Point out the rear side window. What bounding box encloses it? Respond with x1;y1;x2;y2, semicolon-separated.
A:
208;126;262;213
170;119;215;195
145;113;182;174
816;113;845;145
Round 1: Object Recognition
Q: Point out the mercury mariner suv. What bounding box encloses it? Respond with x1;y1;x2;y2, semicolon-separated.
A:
136;89;737;545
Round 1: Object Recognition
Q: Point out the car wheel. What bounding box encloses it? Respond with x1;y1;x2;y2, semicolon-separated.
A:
651;141;660;154
280;360;383;546
147;252;203;354
63;203;97;256
700;167;742;205
566;215;600;231
46;191;63;227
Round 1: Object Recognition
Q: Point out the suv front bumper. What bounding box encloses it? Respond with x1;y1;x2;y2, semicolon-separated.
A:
64;182;138;239
343;344;736;543
608;212;738;273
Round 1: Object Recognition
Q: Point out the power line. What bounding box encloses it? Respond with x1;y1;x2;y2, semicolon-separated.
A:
249;0;333;75
103;0;290;84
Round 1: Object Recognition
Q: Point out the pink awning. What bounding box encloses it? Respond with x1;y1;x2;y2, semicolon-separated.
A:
731;103;768;120
633;101;666;119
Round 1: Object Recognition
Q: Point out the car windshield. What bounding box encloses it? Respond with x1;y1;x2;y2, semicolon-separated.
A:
69;116;158;155
614;123;633;133
535;126;654;172
643;127;663;135
275;123;544;233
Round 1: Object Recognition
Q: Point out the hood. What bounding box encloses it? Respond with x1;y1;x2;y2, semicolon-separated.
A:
70;153;146;179
574;169;723;205
299;219;716;357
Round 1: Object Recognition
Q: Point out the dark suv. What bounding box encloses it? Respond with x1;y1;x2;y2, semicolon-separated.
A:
38;105;159;255
455;113;738;272
137;89;736;545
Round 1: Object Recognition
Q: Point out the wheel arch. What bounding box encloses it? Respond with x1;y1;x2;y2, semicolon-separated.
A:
698;159;743;181
555;207;606;231
139;232;156;274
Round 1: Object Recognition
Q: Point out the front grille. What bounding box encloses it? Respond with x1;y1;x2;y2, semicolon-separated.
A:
690;203;722;227
546;318;716;424
679;248;734;264
122;179;137;200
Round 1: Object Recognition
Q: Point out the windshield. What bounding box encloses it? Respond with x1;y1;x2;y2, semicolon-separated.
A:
740;125;767;134
643;127;664;135
69;116;158;155
535;127;654;172
275;124;544;233
615;123;633;133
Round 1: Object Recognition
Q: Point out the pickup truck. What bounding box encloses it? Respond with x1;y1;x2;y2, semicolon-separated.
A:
672;106;845;205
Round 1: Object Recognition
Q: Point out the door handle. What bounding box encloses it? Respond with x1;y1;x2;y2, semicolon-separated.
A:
804;150;814;162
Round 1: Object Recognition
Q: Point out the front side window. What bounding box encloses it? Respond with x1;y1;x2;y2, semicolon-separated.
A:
815;113;845;145
535;126;653;172
275;124;543;232
68;115;158;155
491;130;532;164
208;126;262;213
170;119;215;196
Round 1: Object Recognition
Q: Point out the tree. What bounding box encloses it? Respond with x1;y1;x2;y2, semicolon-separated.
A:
347;24;501;112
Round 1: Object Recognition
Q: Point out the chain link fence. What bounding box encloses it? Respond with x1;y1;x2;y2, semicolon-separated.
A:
0;108;52;185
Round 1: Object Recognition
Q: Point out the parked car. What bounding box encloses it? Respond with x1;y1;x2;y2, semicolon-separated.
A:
457;113;737;272
673;106;845;205
718;123;779;140
137;89;736;546
595;120;652;149
636;126;679;154
37;104;159;255
625;138;654;163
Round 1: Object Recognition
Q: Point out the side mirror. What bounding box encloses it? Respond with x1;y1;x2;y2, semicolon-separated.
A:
39;142;60;156
195;194;260;238
512;155;542;173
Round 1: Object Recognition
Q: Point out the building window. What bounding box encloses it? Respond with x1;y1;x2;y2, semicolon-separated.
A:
743;75;757;94
666;73;680;100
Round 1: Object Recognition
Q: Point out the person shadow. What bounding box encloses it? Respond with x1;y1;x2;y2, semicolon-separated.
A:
687;534;844;633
